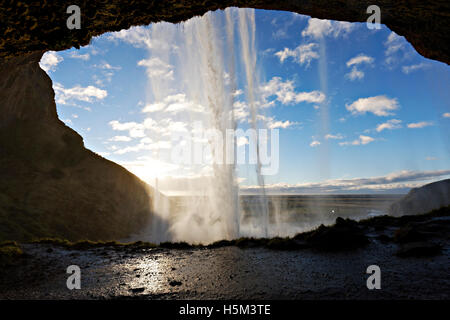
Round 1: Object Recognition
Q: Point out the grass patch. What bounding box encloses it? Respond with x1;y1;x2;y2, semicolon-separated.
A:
0;241;24;267
159;242;195;249
30;238;157;250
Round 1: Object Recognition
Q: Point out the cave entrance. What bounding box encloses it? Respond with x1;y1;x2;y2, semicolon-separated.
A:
40;8;450;244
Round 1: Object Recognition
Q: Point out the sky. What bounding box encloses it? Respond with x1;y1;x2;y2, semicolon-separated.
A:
39;8;450;194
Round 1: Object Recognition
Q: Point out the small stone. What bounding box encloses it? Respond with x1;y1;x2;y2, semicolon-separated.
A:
129;287;145;293
169;280;182;286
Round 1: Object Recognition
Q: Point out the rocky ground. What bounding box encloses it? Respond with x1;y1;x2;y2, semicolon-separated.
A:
0;207;449;300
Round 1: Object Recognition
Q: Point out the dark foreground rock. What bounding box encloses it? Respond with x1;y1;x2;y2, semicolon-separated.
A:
0;53;154;242
0;207;449;300
299;217;369;251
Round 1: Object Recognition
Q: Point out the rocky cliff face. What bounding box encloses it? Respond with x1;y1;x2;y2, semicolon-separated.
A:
1;1;449;64
0;53;153;241
389;179;450;216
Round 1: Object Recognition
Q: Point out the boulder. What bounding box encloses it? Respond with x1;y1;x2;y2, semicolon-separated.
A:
303;217;369;251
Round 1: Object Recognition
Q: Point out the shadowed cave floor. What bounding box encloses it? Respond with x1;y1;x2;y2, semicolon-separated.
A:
0;216;449;300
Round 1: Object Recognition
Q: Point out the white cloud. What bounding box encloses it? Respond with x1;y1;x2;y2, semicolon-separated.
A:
402;63;429;74
113;140;172;155
425;157;437;161
346;95;399;116
260;77;325;106
138;57;174;79
256;114;298;129
109;120;146;138
91;62;121;86
384;31;411;67
96;151;110;157
236;136;249;146
39;51;63;73
345;67;364;81
107;26;161;50
232;89;243;97
385;32;405;55
295;91;326;104
109;117;190;142
94;61;121;70
407;121;433;129
53;82;107;105
301;18;354;39
376;119;402;132
339;135;374;146
268;119;296;129
310;140;321;147
142;94;205;114
359;135;375;145
69;51;90;61
275;43;319;66
345;54;374;81
233;101;250;122
109;136;132;142
443;113;450;118
142;102;166;113
324;133;343;140
346;54;374;67
119;157;180;182
241;169;450;194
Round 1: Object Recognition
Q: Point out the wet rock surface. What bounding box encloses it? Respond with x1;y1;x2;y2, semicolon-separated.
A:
1;1;449;65
0;209;449;300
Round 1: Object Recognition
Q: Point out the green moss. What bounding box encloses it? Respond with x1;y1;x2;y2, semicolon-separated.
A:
159;242;195;249
207;239;234;248
30;238;157;250
0;242;23;267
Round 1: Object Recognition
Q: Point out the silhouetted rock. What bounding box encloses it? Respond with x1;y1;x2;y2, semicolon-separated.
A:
129;287;145;293
394;225;426;243
389;179;450;217
0;53;154;242
393;208;450;244
302;217;369;251
266;237;307;250
169;280;182;286
235;237;267;248
160;242;192;249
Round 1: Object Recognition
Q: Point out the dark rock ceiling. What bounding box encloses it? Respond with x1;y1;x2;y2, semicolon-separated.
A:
0;0;449;64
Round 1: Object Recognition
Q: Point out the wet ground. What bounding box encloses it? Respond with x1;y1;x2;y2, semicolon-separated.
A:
0;230;449;300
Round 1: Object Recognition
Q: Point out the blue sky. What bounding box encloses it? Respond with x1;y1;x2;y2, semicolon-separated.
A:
39;8;450;194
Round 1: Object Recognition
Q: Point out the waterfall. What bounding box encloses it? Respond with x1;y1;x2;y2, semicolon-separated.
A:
136;8;270;244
